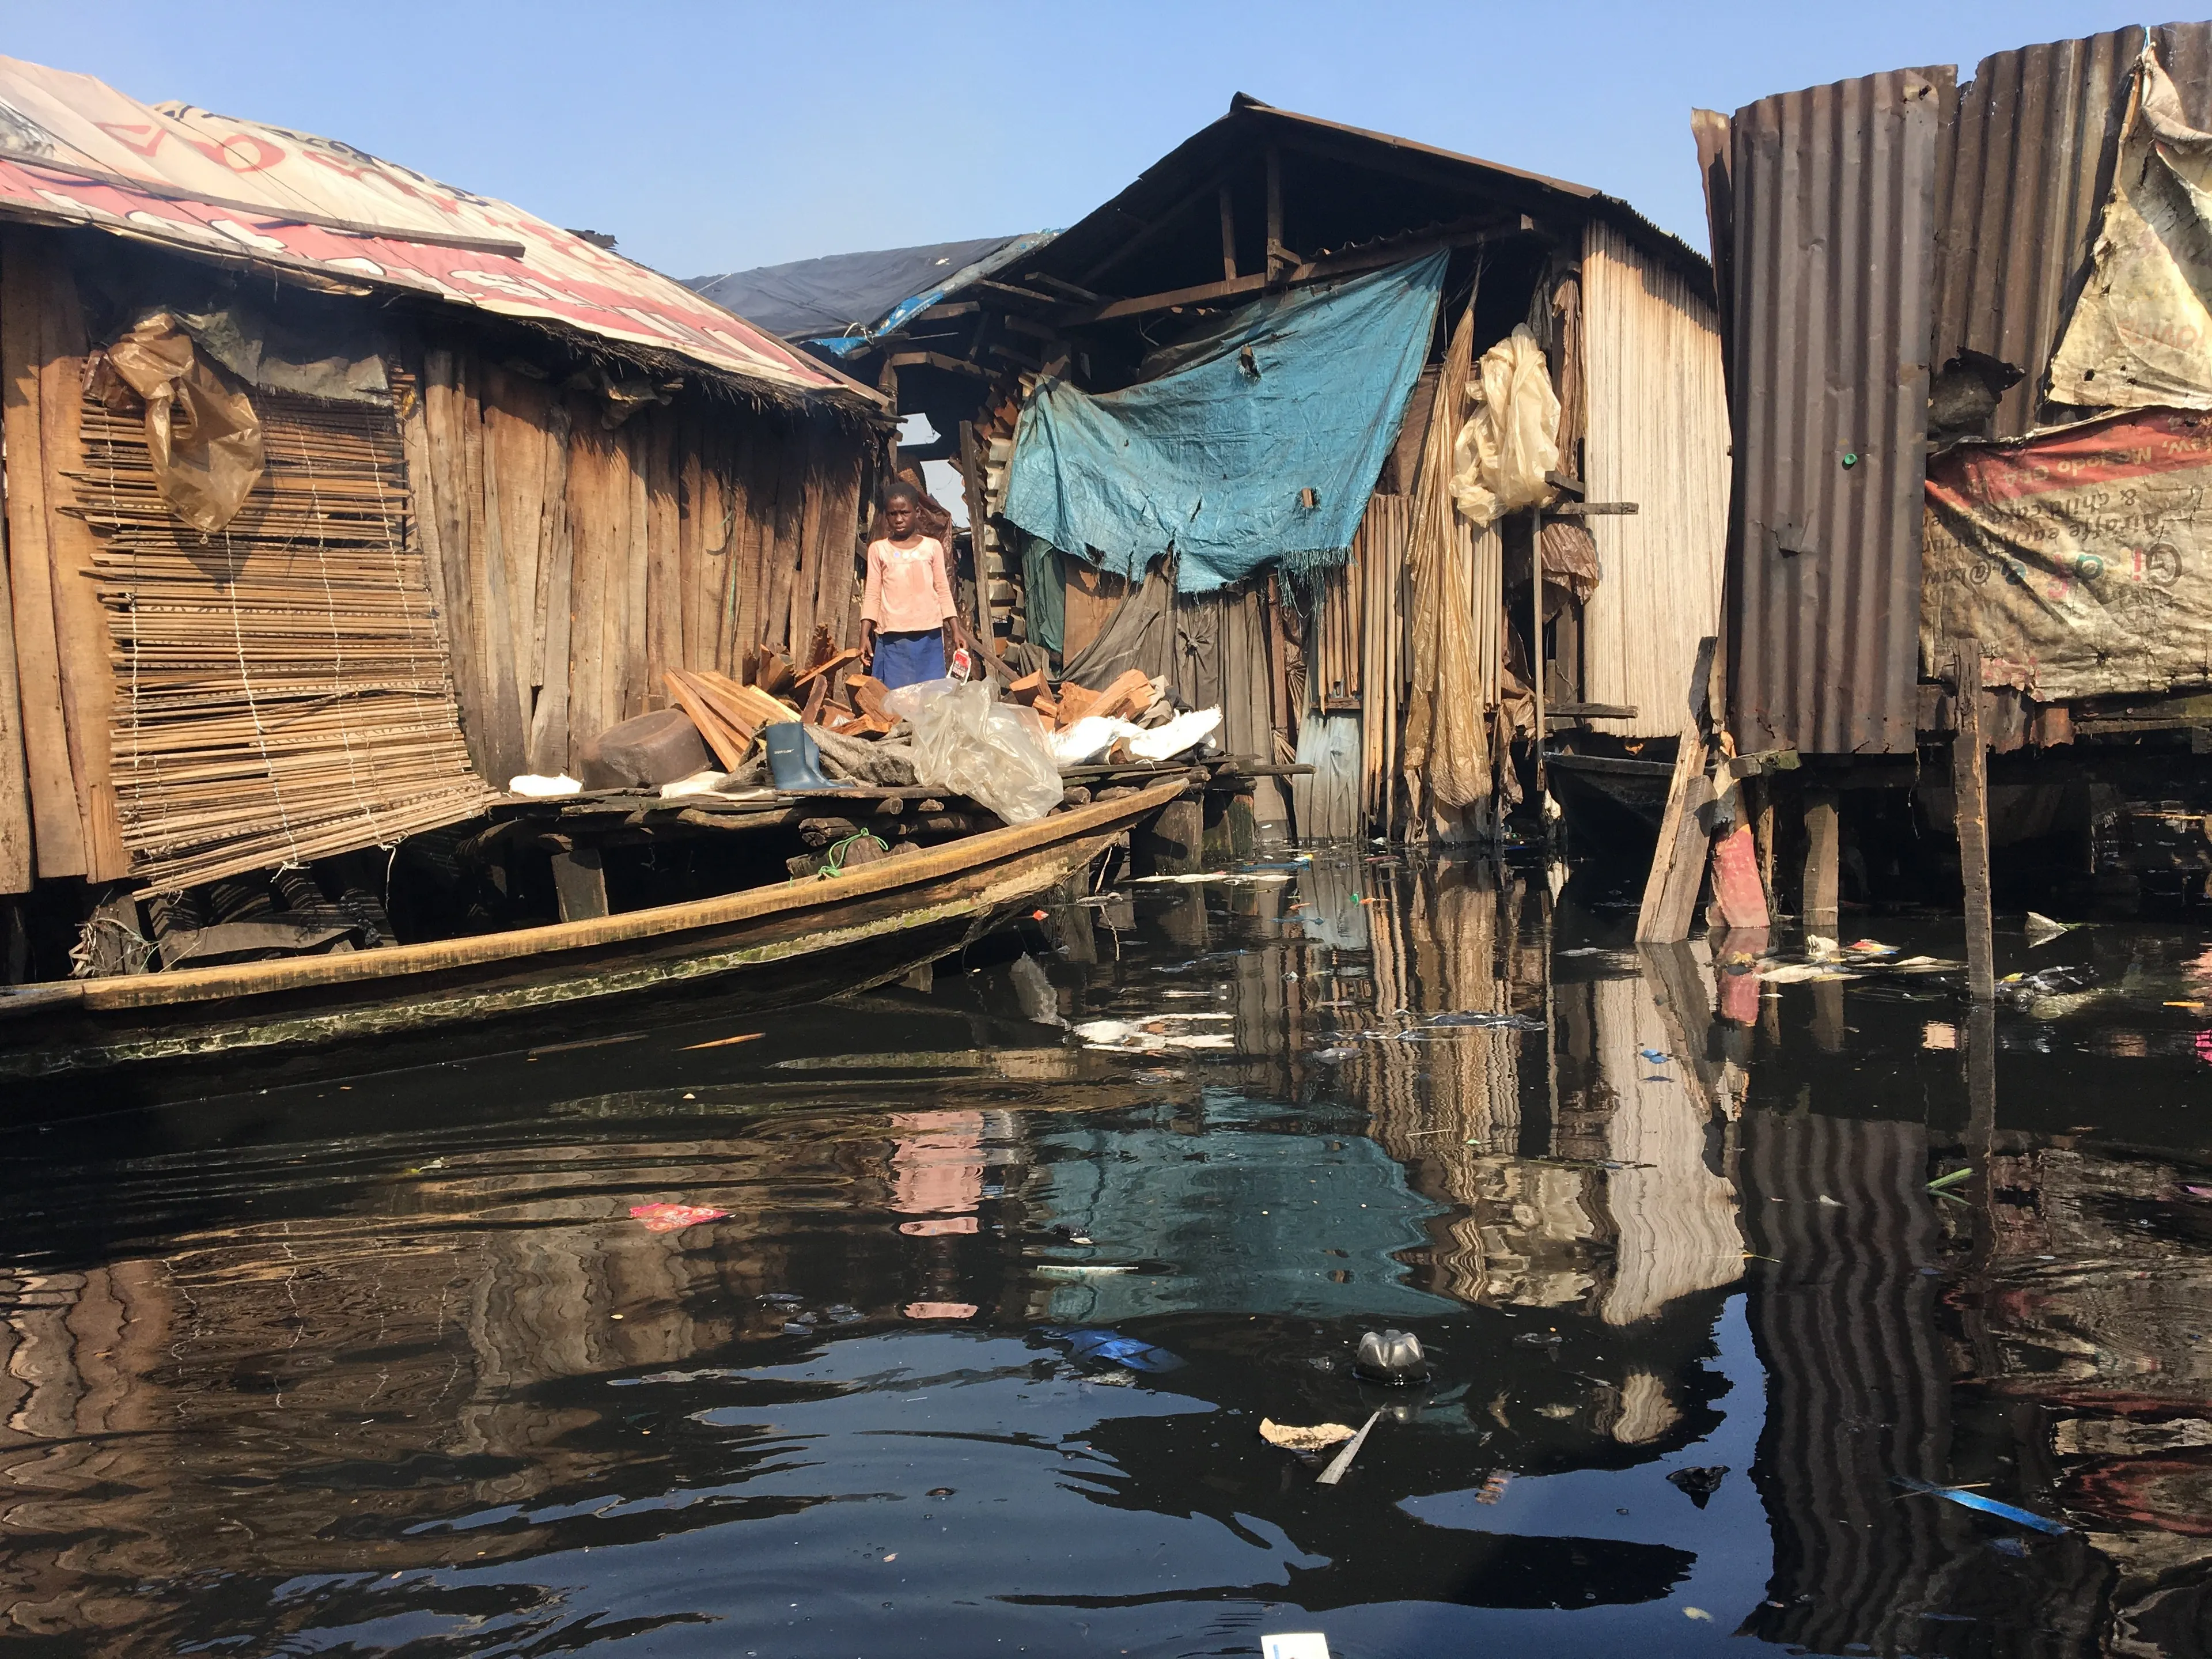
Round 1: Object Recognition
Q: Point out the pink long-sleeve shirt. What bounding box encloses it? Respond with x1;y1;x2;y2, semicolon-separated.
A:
861;535;957;634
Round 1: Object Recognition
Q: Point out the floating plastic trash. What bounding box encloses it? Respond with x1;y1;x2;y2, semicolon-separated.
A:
1666;1465;1729;1508
1043;1327;1184;1373
1427;1010;1544;1030
1262;1635;1331;1659
1354;1328;1429;1385
630;1203;728;1233
1316;1410;1381;1485
1892;1476;2069;1534
1260;1419;1357;1450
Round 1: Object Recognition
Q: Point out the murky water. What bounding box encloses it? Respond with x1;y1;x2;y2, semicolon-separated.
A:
7;855;2212;1657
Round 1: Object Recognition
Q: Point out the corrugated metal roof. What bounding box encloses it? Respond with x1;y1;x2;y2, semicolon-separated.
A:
0;54;876;407
1932;27;2144;438
1725;67;1955;756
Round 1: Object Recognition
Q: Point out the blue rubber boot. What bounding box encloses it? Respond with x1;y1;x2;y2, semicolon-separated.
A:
764;722;836;793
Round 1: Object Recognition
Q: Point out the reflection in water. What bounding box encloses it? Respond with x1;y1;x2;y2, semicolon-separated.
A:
6;855;2212;1653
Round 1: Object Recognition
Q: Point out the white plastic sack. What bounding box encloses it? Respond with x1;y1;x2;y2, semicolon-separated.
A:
1127;706;1222;761
1449;324;1559;527
508;773;581;797
903;680;1065;824
1051;714;1142;766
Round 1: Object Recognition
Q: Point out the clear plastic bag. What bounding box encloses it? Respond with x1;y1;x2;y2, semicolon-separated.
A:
899;680;1065;824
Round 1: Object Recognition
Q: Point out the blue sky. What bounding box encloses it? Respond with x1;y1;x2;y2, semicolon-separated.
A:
10;2;2157;281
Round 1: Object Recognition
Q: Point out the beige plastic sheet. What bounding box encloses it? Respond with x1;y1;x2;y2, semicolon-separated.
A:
1403;304;1490;812
1450;325;1560;527
2048;47;2212;411
101;312;264;533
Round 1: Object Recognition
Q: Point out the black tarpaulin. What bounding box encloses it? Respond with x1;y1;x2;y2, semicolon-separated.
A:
684;234;1047;341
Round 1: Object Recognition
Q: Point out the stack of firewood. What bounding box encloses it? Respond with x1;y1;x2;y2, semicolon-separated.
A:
1003;668;1158;731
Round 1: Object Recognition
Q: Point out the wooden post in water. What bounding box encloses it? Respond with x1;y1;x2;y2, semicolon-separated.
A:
1635;637;1716;944
1953;639;1995;1000
1801;791;1840;937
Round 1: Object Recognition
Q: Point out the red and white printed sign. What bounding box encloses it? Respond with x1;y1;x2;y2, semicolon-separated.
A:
0;54;863;402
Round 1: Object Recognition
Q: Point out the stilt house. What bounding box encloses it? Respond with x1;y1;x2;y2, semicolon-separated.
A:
0;55;884;977
734;96;1731;843
1700;21;2212;923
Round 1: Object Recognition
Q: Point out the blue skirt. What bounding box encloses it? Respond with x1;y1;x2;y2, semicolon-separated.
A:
874;628;945;691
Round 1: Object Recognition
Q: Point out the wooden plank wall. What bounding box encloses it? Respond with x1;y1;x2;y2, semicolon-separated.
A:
0;228;872;894
402;338;870;783
1579;219;1731;738
0;228;127;892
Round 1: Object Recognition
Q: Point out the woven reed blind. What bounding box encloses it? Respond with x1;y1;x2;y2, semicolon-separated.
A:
70;372;492;892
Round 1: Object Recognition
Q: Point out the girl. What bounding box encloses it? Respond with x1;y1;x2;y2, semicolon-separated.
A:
860;480;960;690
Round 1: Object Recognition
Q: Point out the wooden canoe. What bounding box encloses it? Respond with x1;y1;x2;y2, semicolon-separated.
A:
0;774;1188;1080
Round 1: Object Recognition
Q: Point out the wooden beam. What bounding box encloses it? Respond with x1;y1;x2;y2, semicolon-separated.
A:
1954;640;1995;999
1544;501;1638;516
1218;183;1237;281
1024;272;1101;305
1073;225;1495;325
884;350;993;380
1077;170;1246;287
958;421;993;648
973;278;1062;307
1266;146;1287;281
912;301;980;323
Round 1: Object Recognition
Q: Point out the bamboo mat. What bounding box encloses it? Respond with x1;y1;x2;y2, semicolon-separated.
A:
67;376;492;892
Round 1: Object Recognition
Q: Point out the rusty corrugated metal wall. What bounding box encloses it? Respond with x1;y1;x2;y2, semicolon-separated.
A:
1725;67;1956;755
1737;1110;1975;1653
1933;28;2145;438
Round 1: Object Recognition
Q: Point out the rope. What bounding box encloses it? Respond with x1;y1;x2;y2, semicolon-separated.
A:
798;830;889;882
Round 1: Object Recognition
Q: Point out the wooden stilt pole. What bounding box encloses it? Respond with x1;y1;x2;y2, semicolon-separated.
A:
1801;790;1840;938
1953;639;1995;1000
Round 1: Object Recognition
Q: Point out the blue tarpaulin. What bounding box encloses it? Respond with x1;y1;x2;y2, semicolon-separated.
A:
1003;252;1445;594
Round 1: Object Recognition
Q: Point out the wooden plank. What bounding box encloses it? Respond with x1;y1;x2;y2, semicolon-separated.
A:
645;410;681;701
566;414;613;759
678;420;704;666
623;422;651;722
1633;638;1718;944
762;429;802;656
548;842;609;922
417;347;490;779
787;421;825;653
0;418;28;891
662;671;752;771
1076;225;1494;324
1802;789;1840;936
729;425;768;671
958;422;991;646
527;400;575;774
0;233;84;877
36;257;126;878
1954;641;1994;1000
464;352;526;781
1218;183;1237;281
817;444;864;649
1636;744;1711;943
